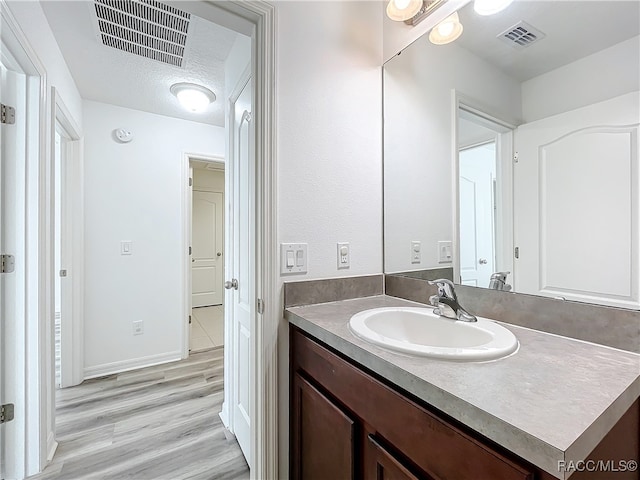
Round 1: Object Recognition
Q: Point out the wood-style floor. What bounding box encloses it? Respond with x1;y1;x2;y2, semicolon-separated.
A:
29;347;249;480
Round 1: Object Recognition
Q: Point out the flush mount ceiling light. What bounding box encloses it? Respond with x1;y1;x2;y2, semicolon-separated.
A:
170;83;216;112
474;0;514;16
429;12;464;45
386;0;423;21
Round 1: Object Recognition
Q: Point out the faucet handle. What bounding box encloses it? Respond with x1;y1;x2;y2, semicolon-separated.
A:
428;278;457;300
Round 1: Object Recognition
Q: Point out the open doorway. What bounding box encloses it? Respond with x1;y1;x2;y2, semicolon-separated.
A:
188;156;225;353
456;105;514;288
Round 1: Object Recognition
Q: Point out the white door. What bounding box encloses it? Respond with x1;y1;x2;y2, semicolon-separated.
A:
514;92;639;308
229;76;254;466
459;143;496;287
0;56;26;480
192;190;224;307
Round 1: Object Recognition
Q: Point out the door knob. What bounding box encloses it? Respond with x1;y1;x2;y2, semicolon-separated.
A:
225;279;238;290
479;258;488;265
217;252;222;257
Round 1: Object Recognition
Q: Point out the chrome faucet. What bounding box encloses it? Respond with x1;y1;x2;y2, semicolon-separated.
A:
489;272;512;291
428;278;477;322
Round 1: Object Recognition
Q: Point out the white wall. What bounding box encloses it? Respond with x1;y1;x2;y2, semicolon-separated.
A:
522;36;640;123
83;100;224;376
384;35;521;273
6;1;82;125
275;2;383;477
277;1;384;281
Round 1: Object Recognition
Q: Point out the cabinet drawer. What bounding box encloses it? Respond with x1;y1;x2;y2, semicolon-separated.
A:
292;329;534;480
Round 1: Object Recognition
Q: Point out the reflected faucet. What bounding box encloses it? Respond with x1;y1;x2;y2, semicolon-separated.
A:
428;279;477;322
489;272;512;291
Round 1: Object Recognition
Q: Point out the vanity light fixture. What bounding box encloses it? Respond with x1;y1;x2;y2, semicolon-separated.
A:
386;0;423;22
428;12;464;45
170;82;216;112
474;0;514;16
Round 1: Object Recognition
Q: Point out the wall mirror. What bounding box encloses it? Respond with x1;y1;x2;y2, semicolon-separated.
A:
383;0;640;309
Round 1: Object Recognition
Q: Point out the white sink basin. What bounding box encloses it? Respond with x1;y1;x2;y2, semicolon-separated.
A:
349;307;518;361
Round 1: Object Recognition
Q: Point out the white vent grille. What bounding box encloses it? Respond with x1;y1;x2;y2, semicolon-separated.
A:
498;21;546;50
94;0;190;67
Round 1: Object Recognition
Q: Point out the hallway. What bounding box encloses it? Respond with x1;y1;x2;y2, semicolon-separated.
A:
28;348;248;480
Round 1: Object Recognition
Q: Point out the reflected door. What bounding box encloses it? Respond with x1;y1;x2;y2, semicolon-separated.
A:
459;143;497;287
514;92;639;308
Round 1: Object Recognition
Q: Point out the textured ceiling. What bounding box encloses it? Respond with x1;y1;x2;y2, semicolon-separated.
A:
455;0;640;82
42;0;239;126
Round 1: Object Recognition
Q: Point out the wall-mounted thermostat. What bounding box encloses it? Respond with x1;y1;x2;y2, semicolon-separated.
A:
114;128;133;143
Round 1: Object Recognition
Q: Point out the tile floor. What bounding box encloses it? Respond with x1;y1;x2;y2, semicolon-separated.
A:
190;305;224;352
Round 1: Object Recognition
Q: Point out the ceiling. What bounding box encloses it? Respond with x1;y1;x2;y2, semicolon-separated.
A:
42;0;239;126
455;0;640;81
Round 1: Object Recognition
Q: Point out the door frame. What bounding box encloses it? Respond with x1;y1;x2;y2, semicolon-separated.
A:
1;2;48;478
451;90;516;285
182;152;225;359
51;86;84;391
177;2;278;479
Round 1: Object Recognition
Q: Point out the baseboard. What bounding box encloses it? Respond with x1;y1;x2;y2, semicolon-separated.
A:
83;350;183;379
47;432;58;463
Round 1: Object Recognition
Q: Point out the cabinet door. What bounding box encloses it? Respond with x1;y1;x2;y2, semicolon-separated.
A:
291;372;356;480
367;435;423;480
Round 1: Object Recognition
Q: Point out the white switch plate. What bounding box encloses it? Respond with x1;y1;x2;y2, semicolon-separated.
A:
438;240;453;263
411;241;421;264
121;241;132;255
280;243;307;274
133;320;144;336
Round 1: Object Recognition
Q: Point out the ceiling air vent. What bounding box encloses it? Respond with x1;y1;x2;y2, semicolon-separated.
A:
498;21;546;50
94;0;190;67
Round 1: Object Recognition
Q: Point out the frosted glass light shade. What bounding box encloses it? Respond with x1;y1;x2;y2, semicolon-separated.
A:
386;0;423;21
474;0;514;16
170;83;216;112
429;12;463;45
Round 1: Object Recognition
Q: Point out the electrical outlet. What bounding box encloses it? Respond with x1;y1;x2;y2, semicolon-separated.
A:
337;242;350;269
133;320;144;336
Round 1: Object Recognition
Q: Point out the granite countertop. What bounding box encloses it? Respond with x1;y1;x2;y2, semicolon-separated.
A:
285;295;640;480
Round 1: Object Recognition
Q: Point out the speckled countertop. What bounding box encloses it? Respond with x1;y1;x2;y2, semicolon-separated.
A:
285;295;640;480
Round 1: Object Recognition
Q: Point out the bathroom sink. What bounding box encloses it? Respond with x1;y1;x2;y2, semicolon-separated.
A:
349;307;518;361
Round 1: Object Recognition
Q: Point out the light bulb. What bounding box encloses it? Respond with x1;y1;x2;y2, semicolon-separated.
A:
170;83;216;113
437;21;455;37
474;0;514;16
393;0;411;10
176;90;210;112
429;12;463;45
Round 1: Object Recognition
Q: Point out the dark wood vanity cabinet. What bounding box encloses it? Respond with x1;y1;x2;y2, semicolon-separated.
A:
290;326;639;480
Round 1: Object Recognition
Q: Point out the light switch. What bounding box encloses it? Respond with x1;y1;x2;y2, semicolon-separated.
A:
411;241;421;264
438;240;452;263
281;243;307;274
121;241;132;255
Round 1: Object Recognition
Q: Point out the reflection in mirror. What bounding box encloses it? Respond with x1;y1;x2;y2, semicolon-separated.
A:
383;1;640;309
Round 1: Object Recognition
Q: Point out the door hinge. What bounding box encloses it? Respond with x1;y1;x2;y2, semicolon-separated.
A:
257;298;264;315
189;246;192;255
1;254;15;273
189;177;193;187
189;315;192;325
0;404;15;424
1;104;16;125
513;151;519;163
514;247;520;259
60;269;68;277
